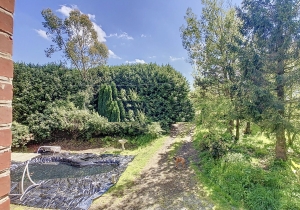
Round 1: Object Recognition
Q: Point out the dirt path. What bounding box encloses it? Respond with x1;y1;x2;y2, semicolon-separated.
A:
90;124;214;210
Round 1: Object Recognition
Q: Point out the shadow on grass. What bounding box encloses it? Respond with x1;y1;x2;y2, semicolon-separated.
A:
91;136;213;210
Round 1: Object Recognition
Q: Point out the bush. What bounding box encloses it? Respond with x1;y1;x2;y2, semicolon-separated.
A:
198;132;233;159
146;122;164;138
95;122;148;137
28;101;108;142
11;122;33;148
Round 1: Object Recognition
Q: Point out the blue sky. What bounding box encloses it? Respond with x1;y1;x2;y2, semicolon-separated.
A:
13;0;242;86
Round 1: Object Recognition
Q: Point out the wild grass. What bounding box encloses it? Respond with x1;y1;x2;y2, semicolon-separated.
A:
192;125;300;210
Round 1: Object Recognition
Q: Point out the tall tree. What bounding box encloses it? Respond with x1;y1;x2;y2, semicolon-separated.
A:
98;84;112;118
180;0;242;135
41;9;108;80
238;0;300;160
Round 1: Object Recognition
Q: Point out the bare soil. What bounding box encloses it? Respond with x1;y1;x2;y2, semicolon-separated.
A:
90;124;214;210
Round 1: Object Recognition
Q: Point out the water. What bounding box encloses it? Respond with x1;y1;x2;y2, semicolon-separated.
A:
11;162;118;182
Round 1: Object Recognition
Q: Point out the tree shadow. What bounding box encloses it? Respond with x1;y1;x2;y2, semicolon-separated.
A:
97;136;212;210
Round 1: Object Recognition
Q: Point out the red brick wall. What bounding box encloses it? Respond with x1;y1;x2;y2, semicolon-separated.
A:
0;0;15;209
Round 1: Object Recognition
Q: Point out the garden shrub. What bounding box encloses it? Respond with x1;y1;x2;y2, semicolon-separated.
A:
95;122;148;137
146;122;164;138
198;131;234;159
28;101;108;142
11;122;33;148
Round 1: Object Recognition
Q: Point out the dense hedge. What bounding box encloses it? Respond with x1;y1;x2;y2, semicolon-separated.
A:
106;63;195;128
13;62;109;124
13;62;194;143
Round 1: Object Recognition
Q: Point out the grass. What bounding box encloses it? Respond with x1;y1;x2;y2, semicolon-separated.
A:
90;135;168;207
192;125;300;210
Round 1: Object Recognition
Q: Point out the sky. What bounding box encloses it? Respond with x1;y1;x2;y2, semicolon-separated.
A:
13;0;242;86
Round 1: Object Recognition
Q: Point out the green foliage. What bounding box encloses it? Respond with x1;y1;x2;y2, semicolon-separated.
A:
194;124;300;209
146;122;164;138
41;8;108;80
11;122;33;148
109;63;194;129
237;0;300;160
28;100;108;141
13;62;101;125
94;122;148;137
98;84;122;122
13;62;194;139
109;101;121;122
98;84;112;118
111;82;118;100
117;100;126;122
198;131;233;159
127;134;158;147
180;0;242;136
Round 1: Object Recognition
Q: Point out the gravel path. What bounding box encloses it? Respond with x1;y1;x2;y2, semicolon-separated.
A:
90;124;214;210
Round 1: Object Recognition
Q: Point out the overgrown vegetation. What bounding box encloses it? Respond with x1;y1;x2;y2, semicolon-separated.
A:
12;62;194;147
179;0;300;209
181;0;300;161
193;126;300;210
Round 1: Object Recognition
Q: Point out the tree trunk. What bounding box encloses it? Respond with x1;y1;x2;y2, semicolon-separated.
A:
275;57;287;160
287;130;292;146
275;124;287;160
227;120;234;135
244;121;251;134
235;119;240;141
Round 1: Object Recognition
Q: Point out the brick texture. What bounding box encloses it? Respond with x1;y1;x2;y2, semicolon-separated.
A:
0;129;12;147
0;151;10;171
0;33;13;55
0;106;12;124
0;57;13;78
0;83;12;101
0;197;10;210
0;174;10;198
0;11;13;35
0;0;14;208
0;0;15;13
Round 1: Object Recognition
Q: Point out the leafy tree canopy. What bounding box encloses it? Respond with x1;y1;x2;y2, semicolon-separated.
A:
41;9;109;80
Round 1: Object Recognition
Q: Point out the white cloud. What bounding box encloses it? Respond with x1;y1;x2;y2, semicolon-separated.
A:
57;5;78;16
125;59;146;64
57;5;96;20
92;22;106;42
56;5;106;42
141;34;146;38
34;29;50;40
108;32;133;40
135;59;146;64
87;14;96;21
109;50;121;59
170;56;184;61
148;56;156;59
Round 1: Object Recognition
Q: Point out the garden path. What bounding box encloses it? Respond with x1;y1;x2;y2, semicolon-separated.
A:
90;124;214;210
